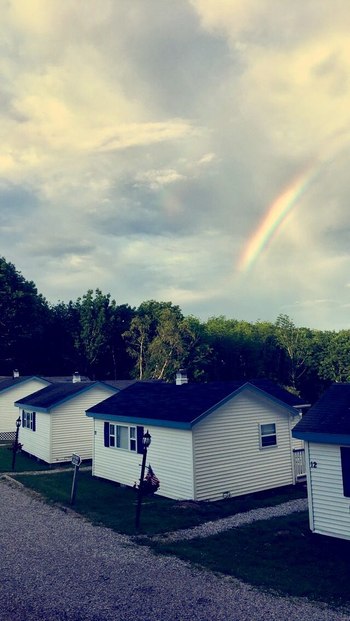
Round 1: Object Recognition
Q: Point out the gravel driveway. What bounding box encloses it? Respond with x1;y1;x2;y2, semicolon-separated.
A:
0;479;349;621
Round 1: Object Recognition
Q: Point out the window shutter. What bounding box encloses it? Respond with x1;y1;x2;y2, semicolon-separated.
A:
137;426;144;454
21;410;25;427
32;412;36;432
340;447;350;497
104;422;110;447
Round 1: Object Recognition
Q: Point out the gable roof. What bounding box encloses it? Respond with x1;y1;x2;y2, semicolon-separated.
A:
0;376;50;395
15;381;118;413
293;383;350;445
86;379;300;429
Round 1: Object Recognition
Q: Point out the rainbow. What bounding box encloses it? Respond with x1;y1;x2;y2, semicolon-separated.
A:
237;160;320;272
237;132;350;272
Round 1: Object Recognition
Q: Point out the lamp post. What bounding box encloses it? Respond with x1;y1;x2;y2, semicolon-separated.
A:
12;416;21;471
135;430;151;530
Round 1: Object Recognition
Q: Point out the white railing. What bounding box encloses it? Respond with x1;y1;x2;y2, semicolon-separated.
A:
293;448;306;481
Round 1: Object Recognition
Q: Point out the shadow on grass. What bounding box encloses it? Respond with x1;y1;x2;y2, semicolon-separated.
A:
153;511;350;610
0;446;55;472
11;470;306;536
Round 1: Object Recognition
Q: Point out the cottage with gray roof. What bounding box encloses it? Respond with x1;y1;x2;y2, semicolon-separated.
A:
293;382;350;541
86;378;305;501
0;375;51;441
15;381;119;464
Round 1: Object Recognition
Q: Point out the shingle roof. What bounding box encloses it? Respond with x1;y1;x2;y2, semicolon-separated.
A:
293;383;350;436
15;381;99;410
0;376;49;394
86;379;300;425
103;380;137;390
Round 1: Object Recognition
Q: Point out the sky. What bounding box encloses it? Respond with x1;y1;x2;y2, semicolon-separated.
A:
2;0;350;331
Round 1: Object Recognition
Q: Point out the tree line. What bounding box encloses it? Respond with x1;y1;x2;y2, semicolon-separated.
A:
1;257;349;402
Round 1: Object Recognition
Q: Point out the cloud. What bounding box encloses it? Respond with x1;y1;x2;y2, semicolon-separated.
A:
1;0;350;330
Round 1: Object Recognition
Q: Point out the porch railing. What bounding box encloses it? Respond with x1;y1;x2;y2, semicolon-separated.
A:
0;431;15;443
293;448;306;481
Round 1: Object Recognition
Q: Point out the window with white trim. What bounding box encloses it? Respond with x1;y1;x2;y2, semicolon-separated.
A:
340;447;350;497
108;423;136;451
260;422;277;448
22;410;36;431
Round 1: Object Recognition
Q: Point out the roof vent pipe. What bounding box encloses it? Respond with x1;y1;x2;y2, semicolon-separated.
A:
13;369;19;378
72;371;81;383
176;369;188;386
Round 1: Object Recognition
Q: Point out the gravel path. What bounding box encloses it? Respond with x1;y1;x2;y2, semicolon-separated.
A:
151;498;308;542
0;479;349;621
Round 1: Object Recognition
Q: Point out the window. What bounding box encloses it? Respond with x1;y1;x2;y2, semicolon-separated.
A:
260;423;277;448
105;423;137;451
340;447;350;497
22;410;36;431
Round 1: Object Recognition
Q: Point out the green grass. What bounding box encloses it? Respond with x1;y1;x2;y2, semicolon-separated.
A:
11;469;306;535
0;445;54;472
153;511;350;609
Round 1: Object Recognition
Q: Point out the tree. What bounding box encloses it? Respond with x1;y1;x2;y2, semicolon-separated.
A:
317;330;350;383
123;314;151;379
74;289;116;378
275;314;312;392
0;257;49;373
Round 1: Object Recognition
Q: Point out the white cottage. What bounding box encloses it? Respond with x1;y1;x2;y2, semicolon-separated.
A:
15;381;118;463
86;379;305;501
0;375;51;440
293;383;350;541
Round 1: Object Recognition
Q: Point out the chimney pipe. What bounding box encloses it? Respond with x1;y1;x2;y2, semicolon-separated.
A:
176;369;188;386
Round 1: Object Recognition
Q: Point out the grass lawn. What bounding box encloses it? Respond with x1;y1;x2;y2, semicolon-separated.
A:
153;511;350;609
11;469;306;535
0;445;55;472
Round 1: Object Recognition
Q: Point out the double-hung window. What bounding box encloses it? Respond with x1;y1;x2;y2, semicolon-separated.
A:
260;422;277;448
340;447;350;497
22;410;36;431
105;423;138;452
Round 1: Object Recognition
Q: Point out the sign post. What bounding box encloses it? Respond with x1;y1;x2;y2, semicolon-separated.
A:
70;453;82;505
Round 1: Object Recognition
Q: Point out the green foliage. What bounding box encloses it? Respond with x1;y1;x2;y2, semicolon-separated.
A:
0;257;346;400
0;257;49;373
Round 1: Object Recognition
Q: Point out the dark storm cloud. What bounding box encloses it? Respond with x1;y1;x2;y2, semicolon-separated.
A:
0;184;40;226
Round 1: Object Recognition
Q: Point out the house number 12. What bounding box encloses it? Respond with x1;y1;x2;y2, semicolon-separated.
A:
310;461;318;469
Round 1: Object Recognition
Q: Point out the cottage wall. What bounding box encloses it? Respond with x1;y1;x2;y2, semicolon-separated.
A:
307;442;350;541
92;420;194;500
19;410;51;463
0;379;49;433
50;385;116;463
193;390;294;501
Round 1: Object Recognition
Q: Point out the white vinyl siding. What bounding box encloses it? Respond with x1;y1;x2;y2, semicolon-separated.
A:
307;442;350;541
193;390;294;501
291;413;304;450
0;379;49;433
19;410;51;463
93;420;194;500
50;386;116;463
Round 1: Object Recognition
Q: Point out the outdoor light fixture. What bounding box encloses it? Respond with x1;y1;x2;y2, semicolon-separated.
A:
135;430;152;529
12;416;22;471
142;430;151;448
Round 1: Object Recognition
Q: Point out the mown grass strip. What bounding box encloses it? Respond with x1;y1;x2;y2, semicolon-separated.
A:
152;511;350;609
0;446;52;472
12;469;306;535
